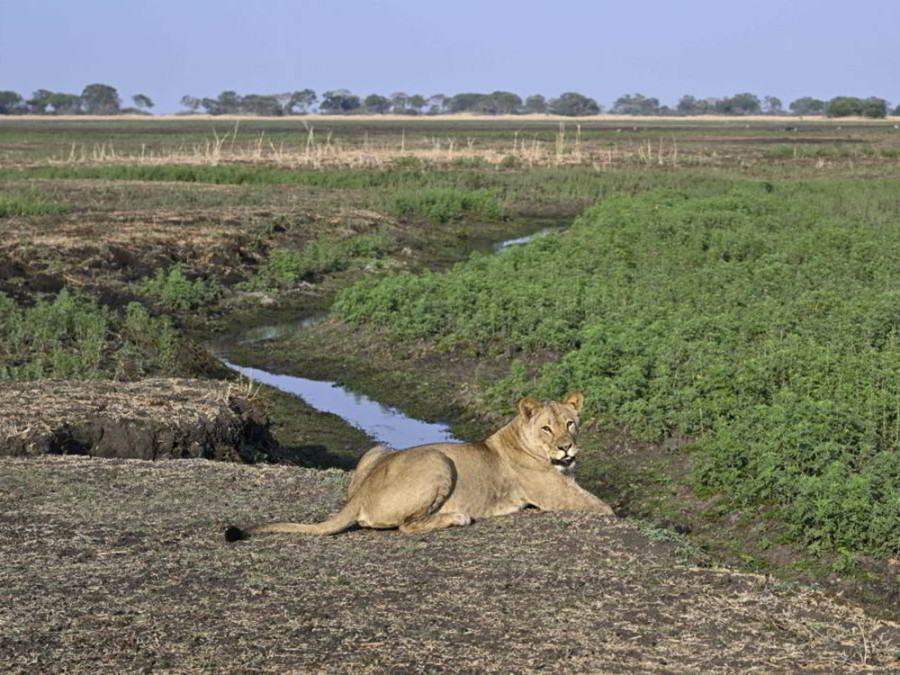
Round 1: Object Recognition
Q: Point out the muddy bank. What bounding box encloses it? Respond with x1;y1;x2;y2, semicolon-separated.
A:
0;379;274;461
2;455;897;674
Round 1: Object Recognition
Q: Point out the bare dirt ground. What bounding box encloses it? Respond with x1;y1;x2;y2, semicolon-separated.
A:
2;456;898;674
0;181;392;305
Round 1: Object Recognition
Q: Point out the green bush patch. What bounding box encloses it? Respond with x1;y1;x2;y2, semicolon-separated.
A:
0;290;180;380
249;233;393;288
138;264;220;310
388;188;504;223
335;180;900;557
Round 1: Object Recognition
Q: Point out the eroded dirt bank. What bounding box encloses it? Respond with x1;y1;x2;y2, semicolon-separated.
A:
0;379;274;461
1;456;897;674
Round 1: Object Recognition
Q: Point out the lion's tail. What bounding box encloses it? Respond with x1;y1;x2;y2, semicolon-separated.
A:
225;500;359;542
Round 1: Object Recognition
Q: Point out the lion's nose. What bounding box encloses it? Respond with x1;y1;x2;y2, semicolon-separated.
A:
558;443;573;453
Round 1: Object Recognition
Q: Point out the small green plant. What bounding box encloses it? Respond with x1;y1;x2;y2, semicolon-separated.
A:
250;233;393;288
138;263;219;310
120;301;179;372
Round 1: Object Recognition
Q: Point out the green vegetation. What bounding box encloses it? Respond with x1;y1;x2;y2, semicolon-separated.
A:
826;96;888;119
0;290;179;380
0;192;69;218
249;233;394;288
388;188;503;223
138;264;220;310
335;179;900;557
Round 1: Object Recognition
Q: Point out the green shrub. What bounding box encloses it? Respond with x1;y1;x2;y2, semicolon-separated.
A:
0;291;181;380
252;233;393;288
138;263;219;310
388;188;504;223
0;289;108;379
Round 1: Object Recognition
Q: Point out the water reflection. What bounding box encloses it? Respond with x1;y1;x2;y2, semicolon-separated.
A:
222;361;460;450
492;227;566;253
217;226;566;450
231;313;327;346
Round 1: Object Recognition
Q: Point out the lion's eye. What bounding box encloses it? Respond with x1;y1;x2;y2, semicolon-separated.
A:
541;425;552;433
567;420;576;430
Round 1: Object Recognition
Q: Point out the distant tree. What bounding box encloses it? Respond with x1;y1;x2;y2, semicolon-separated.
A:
676;95;706;115
447;92;485;113
524;94;547;113
0;90;23;114
701;97;722;113
548;92;601;116
180;95;201;113
789;96;826;116
862;97;888;119
408;94;426;112
287;89;317;114
48;92;82;114
389;92;409;113
611;93;660;115
894;103;900;117
715;92;761;115
27;89;54;114
242;94;283;116
274;92;293;114
216;91;243;114
81;83;121;114
763;95;783;114
475;91;522;114
320;89;361;113
426;94;446;114
826;96;865;117
364;93;391;113
200;98;220;114
132;94;154;111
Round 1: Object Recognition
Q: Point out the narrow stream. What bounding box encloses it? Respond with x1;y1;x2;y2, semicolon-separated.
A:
217;225;565;449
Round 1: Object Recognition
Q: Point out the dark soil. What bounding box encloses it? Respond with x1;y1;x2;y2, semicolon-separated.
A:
0;379;274;462
2;456;897;673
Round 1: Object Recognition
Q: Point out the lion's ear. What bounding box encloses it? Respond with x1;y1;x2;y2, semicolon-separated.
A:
562;392;584;414
517;397;541;420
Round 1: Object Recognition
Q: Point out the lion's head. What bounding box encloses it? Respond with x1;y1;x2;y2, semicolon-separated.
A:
516;392;584;473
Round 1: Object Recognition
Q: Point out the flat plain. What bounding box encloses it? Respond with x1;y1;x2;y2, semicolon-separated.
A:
2;115;900;672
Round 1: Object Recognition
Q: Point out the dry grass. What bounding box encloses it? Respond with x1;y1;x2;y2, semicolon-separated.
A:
37;131;695;170
1;455;898;673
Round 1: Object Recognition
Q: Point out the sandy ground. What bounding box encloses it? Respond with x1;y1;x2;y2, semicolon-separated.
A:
2;455;898;674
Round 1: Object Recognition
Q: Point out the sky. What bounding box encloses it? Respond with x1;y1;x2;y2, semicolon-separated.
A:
1;0;897;113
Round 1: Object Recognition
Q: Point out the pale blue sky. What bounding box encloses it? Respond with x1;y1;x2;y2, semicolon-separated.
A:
1;0;897;112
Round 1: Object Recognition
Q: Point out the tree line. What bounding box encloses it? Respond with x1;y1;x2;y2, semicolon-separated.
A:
0;84;895;118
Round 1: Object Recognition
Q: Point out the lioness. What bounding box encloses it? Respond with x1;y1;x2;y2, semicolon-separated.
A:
224;392;613;541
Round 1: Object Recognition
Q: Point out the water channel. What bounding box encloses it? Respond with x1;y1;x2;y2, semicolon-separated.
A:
216;225;566;450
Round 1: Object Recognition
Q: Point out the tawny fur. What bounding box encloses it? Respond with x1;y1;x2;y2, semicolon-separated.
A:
224;392;613;541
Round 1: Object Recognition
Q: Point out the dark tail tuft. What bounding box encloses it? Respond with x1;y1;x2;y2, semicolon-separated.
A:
224;525;248;542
